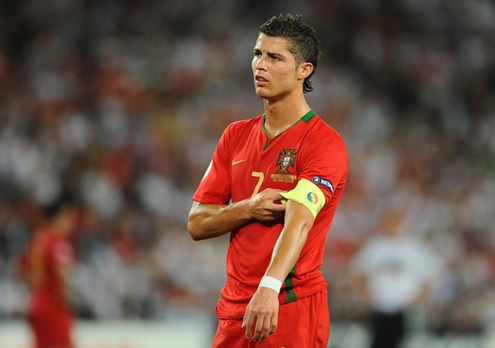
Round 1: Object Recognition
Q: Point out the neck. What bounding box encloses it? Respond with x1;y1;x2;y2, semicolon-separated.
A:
263;99;310;138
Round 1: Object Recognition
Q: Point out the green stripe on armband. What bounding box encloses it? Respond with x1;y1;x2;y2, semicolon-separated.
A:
280;178;325;218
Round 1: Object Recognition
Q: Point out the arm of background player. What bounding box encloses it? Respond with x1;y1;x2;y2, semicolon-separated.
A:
187;188;286;241
242;200;314;342
23;239;44;289
57;260;73;304
53;240;75;305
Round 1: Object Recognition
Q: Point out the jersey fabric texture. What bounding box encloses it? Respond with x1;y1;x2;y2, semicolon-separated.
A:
193;110;348;319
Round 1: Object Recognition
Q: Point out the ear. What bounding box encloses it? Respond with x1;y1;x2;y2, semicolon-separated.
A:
297;62;314;80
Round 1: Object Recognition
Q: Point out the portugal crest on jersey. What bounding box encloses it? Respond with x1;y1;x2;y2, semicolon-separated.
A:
276;148;297;174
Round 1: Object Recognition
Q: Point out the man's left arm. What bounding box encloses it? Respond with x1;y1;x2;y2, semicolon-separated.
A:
242;129;348;342
242;198;315;342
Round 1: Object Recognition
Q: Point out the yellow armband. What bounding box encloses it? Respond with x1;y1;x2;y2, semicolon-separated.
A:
280;178;326;218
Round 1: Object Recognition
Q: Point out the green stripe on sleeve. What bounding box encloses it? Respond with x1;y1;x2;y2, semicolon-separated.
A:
284;265;298;304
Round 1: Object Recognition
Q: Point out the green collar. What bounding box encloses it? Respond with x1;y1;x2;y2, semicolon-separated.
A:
301;109;316;122
261;110;316;150
262;109;316;130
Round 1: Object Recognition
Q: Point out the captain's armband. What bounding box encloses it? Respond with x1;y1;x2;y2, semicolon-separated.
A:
280;178;326;218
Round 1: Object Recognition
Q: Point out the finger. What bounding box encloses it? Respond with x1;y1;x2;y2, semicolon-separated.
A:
266;202;287;212
276;191;288;201
259;213;284;222
253;315;265;342
270;311;278;334
243;312;254;339
241;310;247;328
260;315;272;341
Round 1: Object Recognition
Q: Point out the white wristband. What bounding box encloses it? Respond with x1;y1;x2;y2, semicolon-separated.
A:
258;276;282;293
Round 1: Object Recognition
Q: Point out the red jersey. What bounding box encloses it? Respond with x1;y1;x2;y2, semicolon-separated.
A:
21;226;75;347
193;110;348;319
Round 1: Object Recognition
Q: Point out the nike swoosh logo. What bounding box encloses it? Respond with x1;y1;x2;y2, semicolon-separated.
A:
232;159;247;166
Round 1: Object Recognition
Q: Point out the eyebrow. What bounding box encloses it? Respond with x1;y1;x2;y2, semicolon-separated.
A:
253;48;285;59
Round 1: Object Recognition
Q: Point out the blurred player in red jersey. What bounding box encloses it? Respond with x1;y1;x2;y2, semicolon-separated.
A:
18;197;78;348
188;14;348;347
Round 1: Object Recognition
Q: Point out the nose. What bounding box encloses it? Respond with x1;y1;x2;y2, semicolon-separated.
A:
254;57;266;70
253;55;266;70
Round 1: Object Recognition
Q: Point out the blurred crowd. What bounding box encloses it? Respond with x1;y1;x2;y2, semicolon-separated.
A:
0;0;494;338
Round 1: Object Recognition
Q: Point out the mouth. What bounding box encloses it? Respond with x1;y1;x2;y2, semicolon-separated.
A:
255;75;269;86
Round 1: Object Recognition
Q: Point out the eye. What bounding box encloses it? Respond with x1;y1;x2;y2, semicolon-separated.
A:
253;49;262;57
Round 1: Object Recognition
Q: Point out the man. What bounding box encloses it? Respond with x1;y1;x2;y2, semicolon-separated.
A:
351;210;443;348
188;14;348;347
18;198;77;348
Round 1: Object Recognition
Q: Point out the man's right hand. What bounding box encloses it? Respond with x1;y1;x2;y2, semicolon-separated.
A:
188;189;286;241
249;188;287;221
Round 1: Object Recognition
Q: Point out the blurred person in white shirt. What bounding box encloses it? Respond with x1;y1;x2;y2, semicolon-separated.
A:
351;209;443;348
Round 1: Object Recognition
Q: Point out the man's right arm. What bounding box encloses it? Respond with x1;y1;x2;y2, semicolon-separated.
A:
187;188;286;241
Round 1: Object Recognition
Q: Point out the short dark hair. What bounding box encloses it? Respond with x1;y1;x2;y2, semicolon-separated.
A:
259;13;321;93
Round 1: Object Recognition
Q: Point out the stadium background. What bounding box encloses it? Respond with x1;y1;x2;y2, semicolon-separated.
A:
0;0;494;347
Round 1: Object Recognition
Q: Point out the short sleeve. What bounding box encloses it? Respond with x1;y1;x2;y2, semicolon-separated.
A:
298;125;348;204
50;239;74;267
192;124;235;204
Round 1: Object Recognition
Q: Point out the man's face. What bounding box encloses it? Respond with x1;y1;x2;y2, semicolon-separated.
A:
251;34;300;101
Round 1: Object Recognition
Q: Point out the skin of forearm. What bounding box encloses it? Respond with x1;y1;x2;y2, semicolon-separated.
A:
27;250;43;288
187;200;253;241
58;267;72;304
264;200;314;281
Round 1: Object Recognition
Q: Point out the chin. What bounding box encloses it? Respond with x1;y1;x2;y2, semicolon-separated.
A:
255;89;272;99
